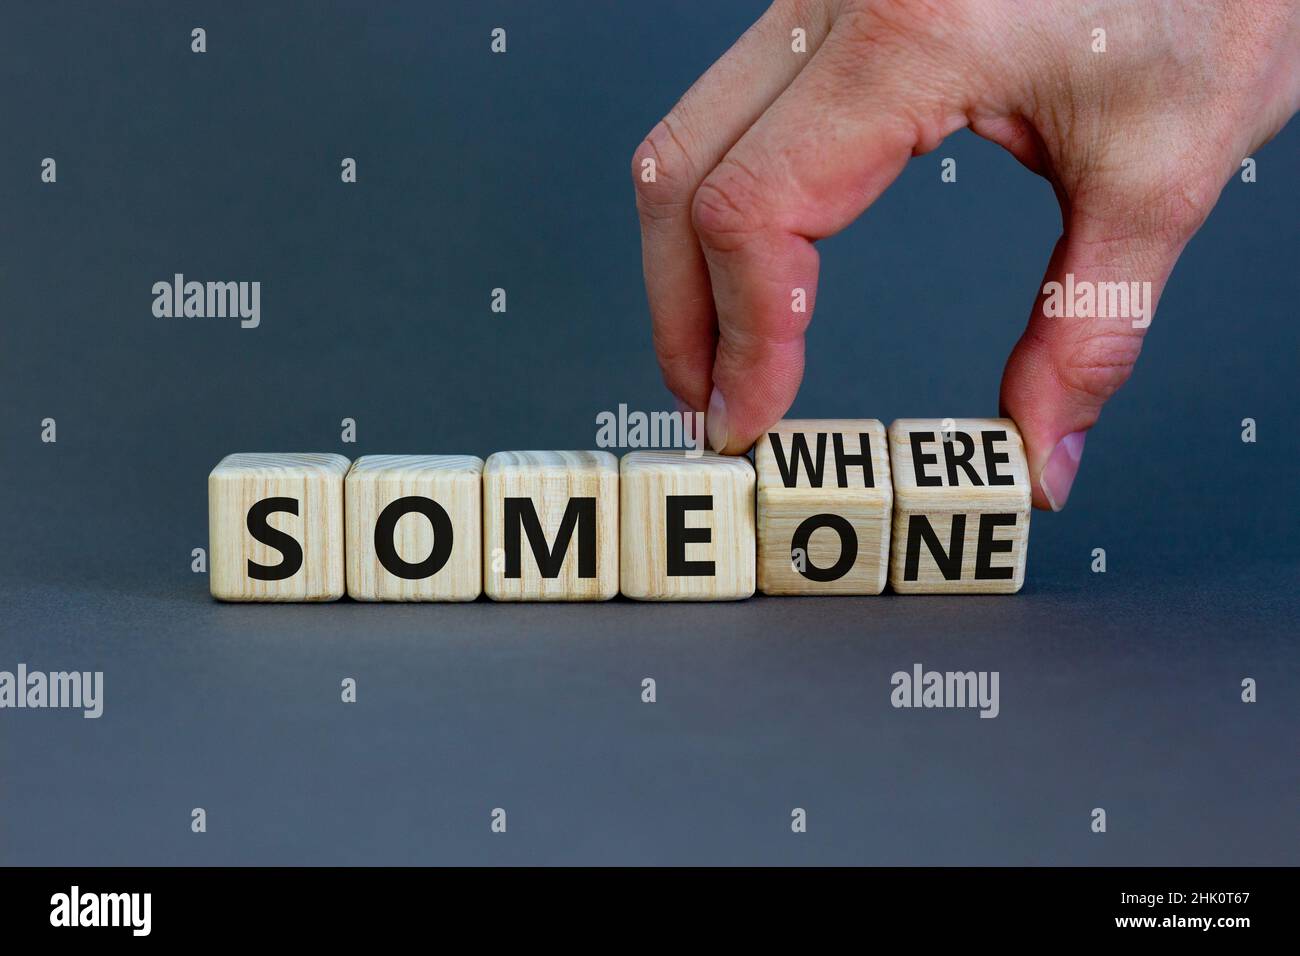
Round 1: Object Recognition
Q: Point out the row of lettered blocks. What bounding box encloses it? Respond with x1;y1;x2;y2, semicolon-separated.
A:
208;418;1032;601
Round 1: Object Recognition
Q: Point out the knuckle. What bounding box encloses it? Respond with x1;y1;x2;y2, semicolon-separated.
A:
655;360;699;404
691;157;769;249
632;117;697;224
652;353;709;412
823;2;970;148
1083;166;1220;249
1146;180;1216;243
835;0;971;52
834;1;905;48
652;324;704;368
1113;186;1212;248
1053;329;1143;406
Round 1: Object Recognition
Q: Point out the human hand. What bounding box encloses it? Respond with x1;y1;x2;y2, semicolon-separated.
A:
632;0;1299;508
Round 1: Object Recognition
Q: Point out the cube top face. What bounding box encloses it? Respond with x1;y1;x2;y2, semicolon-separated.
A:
755;419;891;506
484;450;618;478
888;418;1030;512
208;453;349;602
619;449;755;480
210;452;352;480
345;455;483;602
756;420;892;596
619;451;756;601
887;419;1030;594
482;450;619;601
348;453;484;480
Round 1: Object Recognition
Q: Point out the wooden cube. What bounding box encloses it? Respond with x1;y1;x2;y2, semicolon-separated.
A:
482;451;619;601
344;455;483;602
620;451;755;601
756;419;892;595
887;419;1031;594
208;453;349;601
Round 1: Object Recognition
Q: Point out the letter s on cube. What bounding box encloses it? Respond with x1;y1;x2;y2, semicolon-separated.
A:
208;453;349;601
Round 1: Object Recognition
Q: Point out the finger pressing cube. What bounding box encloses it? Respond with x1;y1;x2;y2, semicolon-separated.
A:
620;451;755;601
757;419;892;595
345;455;483;602
208;453;350;601
887;419;1031;594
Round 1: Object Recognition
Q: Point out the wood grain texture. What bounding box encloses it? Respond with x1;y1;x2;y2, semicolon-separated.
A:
345;455;483;602
887;418;1031;594
483;451;619;601
756;419;892;595
620;450;755;601
208;453;350;601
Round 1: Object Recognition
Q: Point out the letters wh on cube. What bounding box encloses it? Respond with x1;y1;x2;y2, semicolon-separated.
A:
345;455;483;601
757;419;892;595
888;419;1030;594
482;451;619;601
208;453;349;601
620;451;755;601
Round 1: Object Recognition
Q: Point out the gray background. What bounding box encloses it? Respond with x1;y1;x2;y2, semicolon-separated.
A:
1;1;1295;865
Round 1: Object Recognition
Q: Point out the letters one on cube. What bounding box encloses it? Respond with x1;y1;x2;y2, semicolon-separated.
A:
887;419;1031;594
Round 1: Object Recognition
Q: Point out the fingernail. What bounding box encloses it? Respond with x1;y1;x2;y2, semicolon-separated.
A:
706;387;728;453
1040;430;1087;511
673;396;694;416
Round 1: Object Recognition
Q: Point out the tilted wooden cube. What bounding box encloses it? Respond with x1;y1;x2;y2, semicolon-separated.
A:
757;419;892;595
482;451;619;601
208;453;350;601
887;419;1031;594
345;455;483;602
620;451;755;601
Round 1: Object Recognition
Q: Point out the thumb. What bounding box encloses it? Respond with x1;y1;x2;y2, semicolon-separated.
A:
1000;210;1196;510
